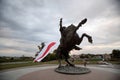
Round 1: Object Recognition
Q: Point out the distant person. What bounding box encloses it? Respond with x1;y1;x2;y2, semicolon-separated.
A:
83;58;87;67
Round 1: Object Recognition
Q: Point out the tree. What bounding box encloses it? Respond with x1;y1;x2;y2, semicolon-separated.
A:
41;53;57;62
111;49;120;60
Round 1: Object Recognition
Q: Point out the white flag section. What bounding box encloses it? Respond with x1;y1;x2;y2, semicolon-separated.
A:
34;42;56;62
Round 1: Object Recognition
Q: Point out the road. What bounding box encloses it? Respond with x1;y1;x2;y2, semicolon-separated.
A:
0;64;120;80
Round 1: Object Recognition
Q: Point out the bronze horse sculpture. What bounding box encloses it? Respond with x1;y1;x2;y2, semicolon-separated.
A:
56;18;93;67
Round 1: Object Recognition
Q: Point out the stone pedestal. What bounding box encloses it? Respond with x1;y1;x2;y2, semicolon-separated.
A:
55;66;91;75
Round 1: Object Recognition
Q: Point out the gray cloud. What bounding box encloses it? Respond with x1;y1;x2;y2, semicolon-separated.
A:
0;0;120;56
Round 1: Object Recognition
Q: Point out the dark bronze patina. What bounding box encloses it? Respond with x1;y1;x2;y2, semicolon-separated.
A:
56;18;93;67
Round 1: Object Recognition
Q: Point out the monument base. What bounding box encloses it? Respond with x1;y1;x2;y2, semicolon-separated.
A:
55;66;91;75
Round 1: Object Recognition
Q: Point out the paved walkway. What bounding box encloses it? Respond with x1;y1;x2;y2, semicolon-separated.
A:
0;64;120;80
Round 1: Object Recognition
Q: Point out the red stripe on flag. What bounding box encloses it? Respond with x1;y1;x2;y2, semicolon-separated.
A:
36;42;56;61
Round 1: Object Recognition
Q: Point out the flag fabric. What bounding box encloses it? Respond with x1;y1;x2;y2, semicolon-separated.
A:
34;42;56;62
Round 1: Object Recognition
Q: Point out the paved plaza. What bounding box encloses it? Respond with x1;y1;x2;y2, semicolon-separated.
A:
0;64;120;80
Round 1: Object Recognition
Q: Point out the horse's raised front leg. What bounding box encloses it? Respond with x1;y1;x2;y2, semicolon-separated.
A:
83;33;93;43
78;33;93;44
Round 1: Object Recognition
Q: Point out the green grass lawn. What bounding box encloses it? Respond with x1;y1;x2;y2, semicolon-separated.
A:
0;60;119;71
0;60;95;70
0;61;42;70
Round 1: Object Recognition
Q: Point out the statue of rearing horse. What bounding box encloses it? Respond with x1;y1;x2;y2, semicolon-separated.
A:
56;18;93;67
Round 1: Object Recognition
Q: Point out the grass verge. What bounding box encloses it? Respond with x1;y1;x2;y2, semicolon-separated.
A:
0;60;119;71
0;61;42;70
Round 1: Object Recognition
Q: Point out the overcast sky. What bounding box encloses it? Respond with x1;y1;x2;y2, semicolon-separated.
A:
0;0;120;57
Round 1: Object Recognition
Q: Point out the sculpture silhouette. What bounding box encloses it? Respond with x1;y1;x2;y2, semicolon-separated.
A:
35;42;45;57
56;18;93;67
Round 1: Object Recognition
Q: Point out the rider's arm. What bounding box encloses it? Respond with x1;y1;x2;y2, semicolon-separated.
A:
59;18;63;32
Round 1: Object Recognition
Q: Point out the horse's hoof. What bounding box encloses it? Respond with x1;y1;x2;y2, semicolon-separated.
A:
75;47;82;50
88;36;93;43
69;64;75;67
65;64;69;66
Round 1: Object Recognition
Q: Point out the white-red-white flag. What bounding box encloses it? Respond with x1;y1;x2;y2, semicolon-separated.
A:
34;42;56;62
